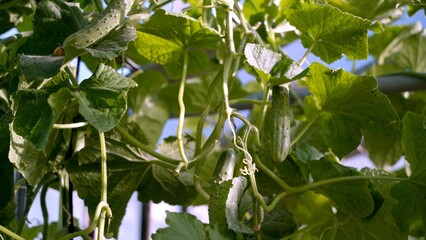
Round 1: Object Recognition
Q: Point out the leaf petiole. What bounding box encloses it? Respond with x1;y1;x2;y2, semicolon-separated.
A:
177;50;190;167
0;225;25;240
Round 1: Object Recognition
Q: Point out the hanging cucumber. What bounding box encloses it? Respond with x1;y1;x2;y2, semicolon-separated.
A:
63;0;134;49
271;84;291;163
209;149;237;231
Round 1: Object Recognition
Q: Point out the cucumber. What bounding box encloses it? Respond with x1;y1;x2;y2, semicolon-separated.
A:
63;0;134;49
209;149;237;231
271;85;291;163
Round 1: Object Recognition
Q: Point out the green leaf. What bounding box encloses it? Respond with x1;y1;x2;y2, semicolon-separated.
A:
408;0;426;16
363;132;403;168
260;199;297;239
208;224;235;240
74;64;137;132
244;43;301;84
326;0;409;22
308;159;375;218
13;89;55;149
386;30;426;72
303;62;399;157
134;9;221;78
390;112;426;236
225;176;253;234
368;23;420;61
127;70;169;144
20;55;63;82
85;24;137;60
19;0;87;55
281;0;382;63
9;129;50;185
137;164;196;206
152;211;206;240
66;134;148;237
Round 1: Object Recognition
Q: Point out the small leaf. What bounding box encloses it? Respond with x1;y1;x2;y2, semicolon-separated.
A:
85;24;137;60
74;64;137;132
303;63;400;157
244;43;300;83
281;0;382;63
152;211;206;240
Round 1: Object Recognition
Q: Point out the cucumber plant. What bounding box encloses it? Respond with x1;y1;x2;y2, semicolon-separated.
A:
1;0;426;239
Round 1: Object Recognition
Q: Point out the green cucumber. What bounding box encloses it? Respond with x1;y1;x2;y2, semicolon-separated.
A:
63;0;134;49
209;149;237;231
271;85;291;163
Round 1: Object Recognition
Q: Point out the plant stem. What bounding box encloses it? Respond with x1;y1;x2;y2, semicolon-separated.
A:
41;175;59;240
290;113;320;148
0;225;25;240
252;152;294;191
177;50;190;167
229;98;270;106
255;84;270;131
98;132;108;240
298;42;316;66
65;66;79;87
53;122;89;129
291;175;407;194
116;125;180;164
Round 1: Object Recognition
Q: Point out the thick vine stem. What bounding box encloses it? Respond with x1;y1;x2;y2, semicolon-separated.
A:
177;50;190;168
0;225;25;240
59;201;112;240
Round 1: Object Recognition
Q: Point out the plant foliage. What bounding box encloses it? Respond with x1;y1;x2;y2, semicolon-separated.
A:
1;0;426;239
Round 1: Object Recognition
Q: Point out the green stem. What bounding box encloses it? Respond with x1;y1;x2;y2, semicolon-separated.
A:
291;175;407;194
53;122;89;129
17;173;53;235
255;84;270;131
99;132;107;202
195;68;223;154
298;42;316;66
93;0;103;12
0;225;25;240
116;125;180;164
60;202;112;240
98;132;108;240
229;98;270;106
233;3;264;44
252;152;294;191
65;67;79;87
177;50;190;167
41;175;59;240
290;113;320;148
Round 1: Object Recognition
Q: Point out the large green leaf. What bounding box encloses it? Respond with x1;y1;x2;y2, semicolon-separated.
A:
134;9;221;78
152;211;206;240
74;64;137;132
308;159;375;219
137;164;197;206
391;112;426;236
18;0;87;55
368;24;421;61
13;89;55;149
326;0;409;22
127;70;169;144
20;55;64;82
303;62;399;157
66;134;149;237
281;0;382;63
